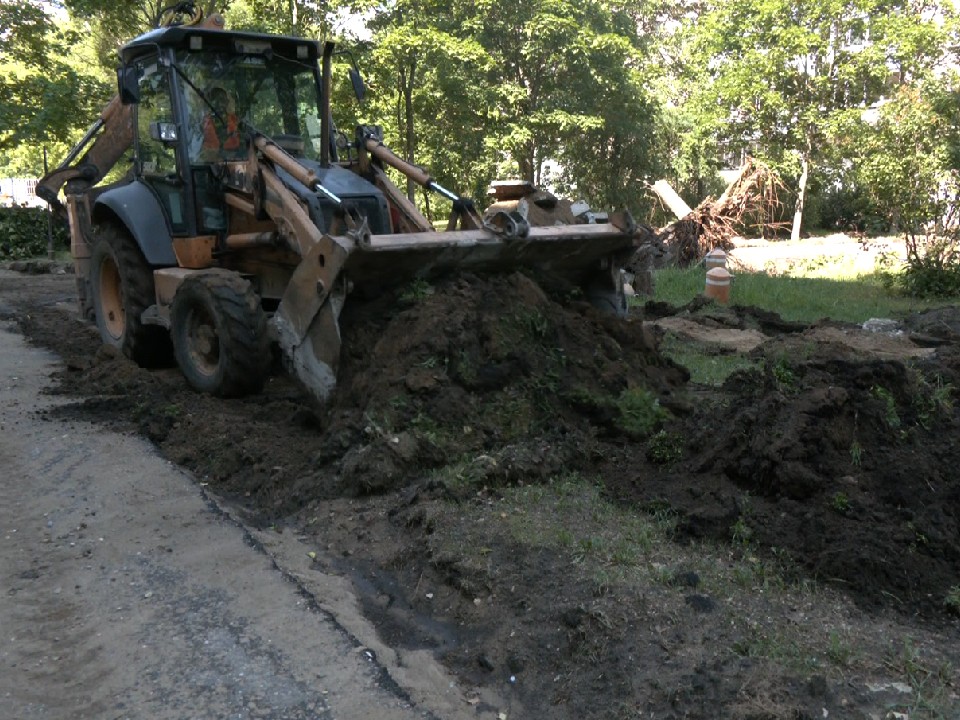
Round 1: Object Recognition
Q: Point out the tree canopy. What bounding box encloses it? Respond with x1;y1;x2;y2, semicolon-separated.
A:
2;0;958;231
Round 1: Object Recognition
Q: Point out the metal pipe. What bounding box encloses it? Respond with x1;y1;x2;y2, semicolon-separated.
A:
364;138;431;186
363;137;461;203
428;182;459;202
255;136;342;207
313;183;342;205
58;119;104;170
224;232;277;249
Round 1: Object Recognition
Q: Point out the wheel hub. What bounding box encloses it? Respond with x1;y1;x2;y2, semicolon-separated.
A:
98;257;125;340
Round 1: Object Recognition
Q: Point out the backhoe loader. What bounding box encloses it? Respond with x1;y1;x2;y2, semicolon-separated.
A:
38;3;640;401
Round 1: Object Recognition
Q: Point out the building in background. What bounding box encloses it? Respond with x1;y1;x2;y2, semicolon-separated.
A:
0;178;45;208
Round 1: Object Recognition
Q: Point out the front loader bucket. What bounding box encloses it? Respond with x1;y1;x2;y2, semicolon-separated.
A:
275;217;638;403
344;217;639;320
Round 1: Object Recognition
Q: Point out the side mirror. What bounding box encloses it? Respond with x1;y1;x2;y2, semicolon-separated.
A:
117;66;141;105
149;121;179;144
348;68;366;103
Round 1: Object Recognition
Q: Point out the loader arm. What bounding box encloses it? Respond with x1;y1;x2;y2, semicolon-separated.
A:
35;98;134;215
358;130;484;232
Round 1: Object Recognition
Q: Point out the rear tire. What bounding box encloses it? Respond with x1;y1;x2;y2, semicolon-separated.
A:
90;224;170;365
170;270;270;397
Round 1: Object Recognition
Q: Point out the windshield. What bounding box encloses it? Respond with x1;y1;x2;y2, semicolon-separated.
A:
176;49;324;163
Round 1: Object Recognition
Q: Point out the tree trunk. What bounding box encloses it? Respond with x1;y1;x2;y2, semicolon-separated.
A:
518;145;535;185
399;61;417;203
652;179;693;220
791;148;810;243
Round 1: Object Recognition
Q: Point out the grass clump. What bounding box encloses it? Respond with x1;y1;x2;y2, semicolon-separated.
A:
646;430;683;464
829;492;851;514
399;278;433;303
615;386;666;437
945;586;960;615
911;371;954;429
658;335;757;386
871;385;902;430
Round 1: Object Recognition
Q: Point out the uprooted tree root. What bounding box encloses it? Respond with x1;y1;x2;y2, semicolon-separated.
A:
659;158;789;266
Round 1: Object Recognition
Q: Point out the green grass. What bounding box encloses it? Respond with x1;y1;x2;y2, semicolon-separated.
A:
652;266;954;324
419;471;959;712
659;335;757;386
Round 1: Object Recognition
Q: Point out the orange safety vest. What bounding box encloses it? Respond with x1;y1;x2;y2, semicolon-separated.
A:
202;114;240;152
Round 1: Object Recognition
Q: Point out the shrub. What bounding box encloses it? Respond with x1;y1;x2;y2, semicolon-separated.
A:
814;185;889;234
0;206;68;260
886;230;960;298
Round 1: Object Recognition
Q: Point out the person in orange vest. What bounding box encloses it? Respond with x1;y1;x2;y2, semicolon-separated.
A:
200;86;241;160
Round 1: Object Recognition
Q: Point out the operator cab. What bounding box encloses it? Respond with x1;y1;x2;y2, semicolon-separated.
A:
116;28;340;238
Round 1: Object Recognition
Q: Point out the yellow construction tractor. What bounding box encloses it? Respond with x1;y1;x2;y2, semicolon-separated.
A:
38;3;640;400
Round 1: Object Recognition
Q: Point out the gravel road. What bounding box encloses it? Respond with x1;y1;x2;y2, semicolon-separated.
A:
0;313;437;720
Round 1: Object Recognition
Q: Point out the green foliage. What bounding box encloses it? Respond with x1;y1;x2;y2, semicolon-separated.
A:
849;440;863;468
883;226;960;299
646;430;683;464
681;0;958;233
358;0;669;213
814;184;888;234
0;4;113;162
399;278;433;303
884;638;958;717
731;517;753;546
829;492;850;514
946;586;960;615
225;0;331;36
0;207;69;260
826;631;855;667
828;83;960;236
3;0;958;232
871;386;901;430
770;357;798;393
615;386;666;438
912;373;954;429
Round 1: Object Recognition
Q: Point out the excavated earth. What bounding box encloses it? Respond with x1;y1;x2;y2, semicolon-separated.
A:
3;261;959;719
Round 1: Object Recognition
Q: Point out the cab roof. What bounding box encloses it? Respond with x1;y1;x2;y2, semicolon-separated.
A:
119;26;321;64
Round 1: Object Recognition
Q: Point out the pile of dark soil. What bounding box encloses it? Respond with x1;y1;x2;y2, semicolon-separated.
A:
614;329;960;618
312;272;688;497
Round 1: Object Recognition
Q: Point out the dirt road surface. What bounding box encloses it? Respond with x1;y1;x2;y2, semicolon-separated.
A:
0;311;443;719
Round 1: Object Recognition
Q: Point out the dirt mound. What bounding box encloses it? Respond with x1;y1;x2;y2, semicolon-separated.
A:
609;328;960;618
304;272;687;499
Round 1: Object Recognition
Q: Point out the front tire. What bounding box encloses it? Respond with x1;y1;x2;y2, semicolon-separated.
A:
170;270;270;397
90;223;169;365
